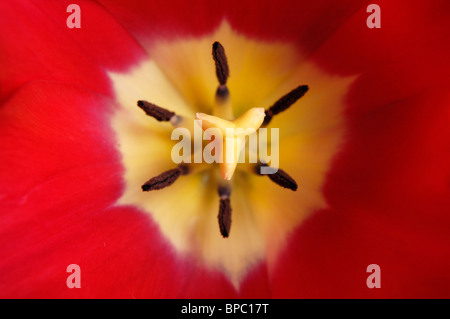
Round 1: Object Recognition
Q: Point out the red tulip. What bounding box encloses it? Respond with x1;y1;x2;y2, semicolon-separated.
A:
0;0;449;298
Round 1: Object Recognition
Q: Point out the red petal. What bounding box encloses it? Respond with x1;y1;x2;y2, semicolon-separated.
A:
0;0;146;100
97;0;366;50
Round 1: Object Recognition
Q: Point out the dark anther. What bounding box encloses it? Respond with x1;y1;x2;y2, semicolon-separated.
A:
218;185;232;238
263;85;309;126
219;199;231;238
212;41;229;86
255;164;298;191
137;100;175;122
268;169;298;191
142;164;189;191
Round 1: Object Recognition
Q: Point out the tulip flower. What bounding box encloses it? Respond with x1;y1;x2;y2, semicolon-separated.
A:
0;0;449;298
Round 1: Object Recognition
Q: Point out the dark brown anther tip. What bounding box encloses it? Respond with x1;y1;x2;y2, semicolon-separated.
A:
137;100;175;122
218;198;232;238
255;164;298;191
141;168;181;192
268;169;298;191
264;85;309;122
217;184;232;238
212;41;220;50
141;164;190;192
212;41;229;86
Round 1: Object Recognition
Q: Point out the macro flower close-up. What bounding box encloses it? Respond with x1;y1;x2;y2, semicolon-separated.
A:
0;0;449;299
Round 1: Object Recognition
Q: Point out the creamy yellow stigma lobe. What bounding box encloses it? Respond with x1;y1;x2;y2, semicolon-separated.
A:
195;107;265;180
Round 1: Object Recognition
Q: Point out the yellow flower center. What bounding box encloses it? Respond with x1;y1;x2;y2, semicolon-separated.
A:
109;22;356;287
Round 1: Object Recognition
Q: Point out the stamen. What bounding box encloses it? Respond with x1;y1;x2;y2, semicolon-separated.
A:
218;185;232;238
212;41;229;86
263;85;309;126
137;100;176;122
142;164;189;191
268;169;298;191
255;164;298;191
212;42;232;119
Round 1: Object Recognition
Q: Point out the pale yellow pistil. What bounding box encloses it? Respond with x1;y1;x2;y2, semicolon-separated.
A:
195;107;265;180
